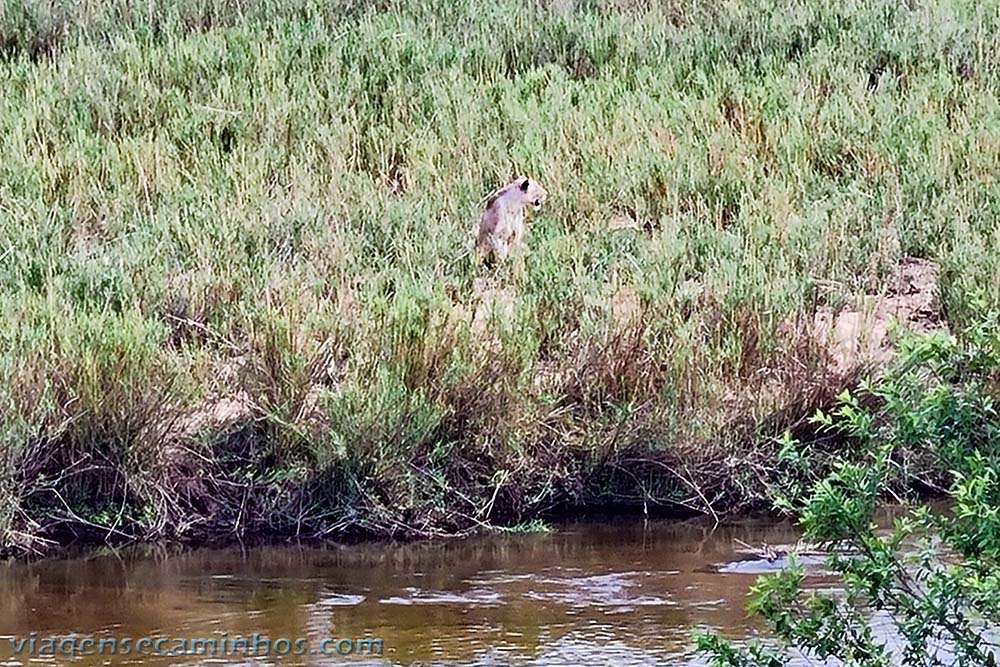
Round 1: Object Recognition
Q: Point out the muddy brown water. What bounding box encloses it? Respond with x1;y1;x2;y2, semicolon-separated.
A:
0;516;831;667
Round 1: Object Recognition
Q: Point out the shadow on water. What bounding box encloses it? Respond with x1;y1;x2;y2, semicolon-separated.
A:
0;514;841;666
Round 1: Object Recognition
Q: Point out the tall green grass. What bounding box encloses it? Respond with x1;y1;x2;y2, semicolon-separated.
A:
1;0;999;550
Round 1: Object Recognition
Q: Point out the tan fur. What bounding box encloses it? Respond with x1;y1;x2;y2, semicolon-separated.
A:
475;177;547;262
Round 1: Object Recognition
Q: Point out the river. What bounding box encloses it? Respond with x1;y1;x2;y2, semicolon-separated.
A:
0;515;826;666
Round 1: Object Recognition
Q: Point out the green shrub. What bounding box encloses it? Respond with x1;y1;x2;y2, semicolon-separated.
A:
699;305;1000;666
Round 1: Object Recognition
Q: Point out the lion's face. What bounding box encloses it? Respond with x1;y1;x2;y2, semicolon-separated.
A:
516;178;547;212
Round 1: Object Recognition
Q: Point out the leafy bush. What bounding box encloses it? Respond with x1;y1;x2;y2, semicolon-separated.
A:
699;303;1000;666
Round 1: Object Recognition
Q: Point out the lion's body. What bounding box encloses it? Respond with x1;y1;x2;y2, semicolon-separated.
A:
475;177;547;263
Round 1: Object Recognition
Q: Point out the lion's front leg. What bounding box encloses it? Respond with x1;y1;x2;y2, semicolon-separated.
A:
491;234;510;262
511;220;525;250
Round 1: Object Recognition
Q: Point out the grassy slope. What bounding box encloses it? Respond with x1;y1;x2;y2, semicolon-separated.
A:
1;0;998;550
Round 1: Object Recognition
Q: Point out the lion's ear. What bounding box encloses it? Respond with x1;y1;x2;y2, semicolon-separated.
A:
520;178;530;192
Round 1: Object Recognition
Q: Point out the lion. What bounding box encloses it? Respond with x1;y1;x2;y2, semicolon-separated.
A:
474;177;547;263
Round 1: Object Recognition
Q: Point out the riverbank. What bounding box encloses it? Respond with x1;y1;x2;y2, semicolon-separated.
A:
3;255;952;556
2;0;999;555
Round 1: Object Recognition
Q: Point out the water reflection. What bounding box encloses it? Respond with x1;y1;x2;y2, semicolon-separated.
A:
0;515;814;666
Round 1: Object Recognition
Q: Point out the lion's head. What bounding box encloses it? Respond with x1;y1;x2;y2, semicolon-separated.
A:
514;177;547;211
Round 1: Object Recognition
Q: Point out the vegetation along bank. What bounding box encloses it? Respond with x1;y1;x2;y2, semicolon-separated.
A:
1;0;999;554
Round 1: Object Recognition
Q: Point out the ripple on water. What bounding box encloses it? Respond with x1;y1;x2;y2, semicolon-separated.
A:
313;593;366;607
716;552;826;574
521;572;673;609
380;586;503;607
464;571;536;587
